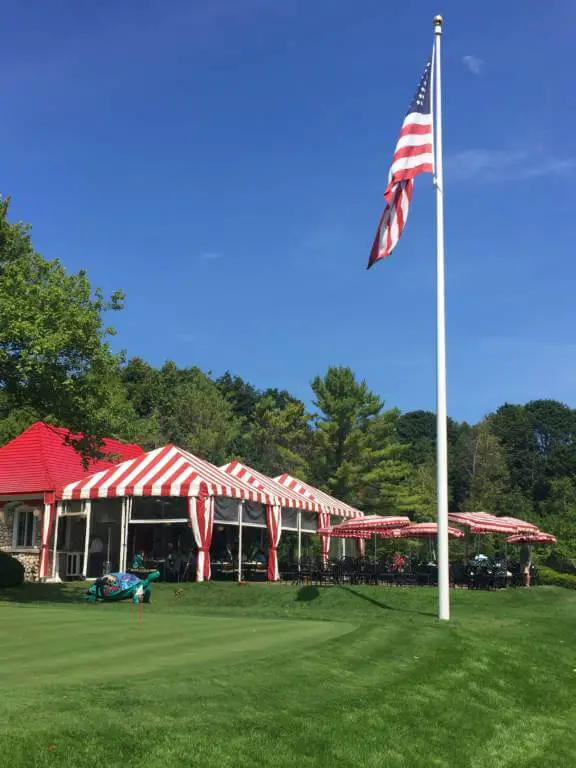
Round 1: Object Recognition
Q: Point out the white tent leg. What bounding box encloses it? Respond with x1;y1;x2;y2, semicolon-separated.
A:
82;501;91;579
237;501;243;583
120;497;131;572
50;503;62;582
297;511;302;571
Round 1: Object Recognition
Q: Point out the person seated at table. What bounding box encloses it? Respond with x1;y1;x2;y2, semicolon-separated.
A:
391;553;405;573
519;544;532;587
131;551;145;570
164;542;178;581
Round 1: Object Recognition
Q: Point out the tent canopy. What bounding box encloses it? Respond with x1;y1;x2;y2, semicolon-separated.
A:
223;460;329;513
60;444;279;503
0;421;143;496
274;473;362;519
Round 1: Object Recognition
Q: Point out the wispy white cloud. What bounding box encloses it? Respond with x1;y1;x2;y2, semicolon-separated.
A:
447;147;576;182
199;251;222;261
462;55;484;75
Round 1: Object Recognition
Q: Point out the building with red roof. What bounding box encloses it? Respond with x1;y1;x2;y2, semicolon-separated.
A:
0;422;142;580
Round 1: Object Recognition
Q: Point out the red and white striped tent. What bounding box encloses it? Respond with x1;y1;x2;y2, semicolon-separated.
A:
223;460;325;513
222;460;327;580
223;460;365;574
61;445;275;502
60;445;281;582
274;474;361;519
274;473;364;562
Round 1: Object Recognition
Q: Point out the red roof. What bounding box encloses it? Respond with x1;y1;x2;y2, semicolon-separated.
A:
0;421;143;496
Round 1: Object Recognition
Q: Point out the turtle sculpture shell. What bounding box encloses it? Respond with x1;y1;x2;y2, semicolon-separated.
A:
86;570;161;603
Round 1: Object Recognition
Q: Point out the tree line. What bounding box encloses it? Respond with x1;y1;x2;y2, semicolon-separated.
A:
1;199;574;566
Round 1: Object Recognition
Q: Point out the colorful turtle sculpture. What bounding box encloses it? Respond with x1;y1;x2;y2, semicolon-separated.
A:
86;570;160;604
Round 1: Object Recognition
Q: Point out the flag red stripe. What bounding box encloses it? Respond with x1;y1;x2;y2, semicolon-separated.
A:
392;143;433;162
399;122;432;138
388;163;433;185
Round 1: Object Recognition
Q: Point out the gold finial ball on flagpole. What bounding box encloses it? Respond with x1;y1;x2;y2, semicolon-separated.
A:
433;15;443;25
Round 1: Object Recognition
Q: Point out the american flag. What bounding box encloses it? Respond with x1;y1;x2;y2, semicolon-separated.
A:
368;57;434;268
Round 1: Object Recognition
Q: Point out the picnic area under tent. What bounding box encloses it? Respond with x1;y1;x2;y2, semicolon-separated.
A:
222;460;365;578
56;444;279;583
54;449;365;584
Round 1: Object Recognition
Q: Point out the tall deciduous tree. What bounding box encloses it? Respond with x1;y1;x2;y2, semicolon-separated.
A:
156;363;241;465
216;372;260;421
0;197;125;453
456;419;510;513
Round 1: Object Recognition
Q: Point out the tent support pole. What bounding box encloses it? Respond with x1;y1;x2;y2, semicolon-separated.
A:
297;512;302;572
82;501;91;578
237;501;243;583
51;503;62;581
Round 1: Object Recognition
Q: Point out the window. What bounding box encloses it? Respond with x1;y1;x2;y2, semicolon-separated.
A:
13;507;38;549
242;502;266;527
301;512;318;532
130;497;188;521
281;508;298;531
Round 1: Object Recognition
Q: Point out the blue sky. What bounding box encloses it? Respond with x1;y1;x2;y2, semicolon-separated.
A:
2;0;575;422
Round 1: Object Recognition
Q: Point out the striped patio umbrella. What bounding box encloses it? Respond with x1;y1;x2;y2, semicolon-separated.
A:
449;512;523;535
395;522;465;539
316;526;372;539
497;517;539;533
333;515;411;532
505;531;557;545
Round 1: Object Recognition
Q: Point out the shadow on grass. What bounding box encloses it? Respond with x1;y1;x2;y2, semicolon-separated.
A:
339;586;436;618
0;582;86;604
295;585;320;602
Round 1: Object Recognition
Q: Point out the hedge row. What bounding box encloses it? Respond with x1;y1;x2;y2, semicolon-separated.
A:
539;567;576;590
0;552;24;587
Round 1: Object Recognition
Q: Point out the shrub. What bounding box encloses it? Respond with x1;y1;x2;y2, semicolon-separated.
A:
0;552;25;587
539;567;576;590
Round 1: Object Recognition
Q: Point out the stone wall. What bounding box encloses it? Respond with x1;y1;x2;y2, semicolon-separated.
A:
0;508;42;581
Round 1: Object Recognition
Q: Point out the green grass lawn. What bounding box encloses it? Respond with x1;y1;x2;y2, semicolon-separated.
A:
1;582;575;768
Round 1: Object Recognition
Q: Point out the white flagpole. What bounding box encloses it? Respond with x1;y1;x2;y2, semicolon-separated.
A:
433;15;450;621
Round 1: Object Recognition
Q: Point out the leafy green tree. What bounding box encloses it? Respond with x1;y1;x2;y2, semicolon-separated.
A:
156;363;241;465
537;478;576;569
491;400;576;503
404;461;437;520
216;372;260;421
0;197;125;454
241;393;313;478
311;367;417;514
397;410;436;465
490;403;535;494
456;419;510;513
121;358;162;419
0;400;39;446
311;367;381;495
525;400;576;499
357;409;422;514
